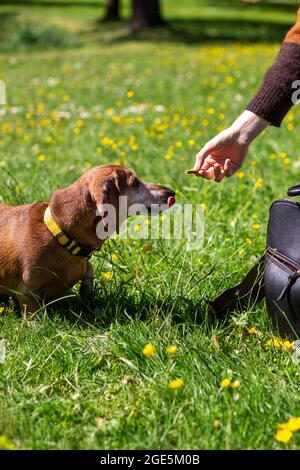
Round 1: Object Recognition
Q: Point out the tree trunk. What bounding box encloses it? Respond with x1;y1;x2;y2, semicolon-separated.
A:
130;0;164;32
102;0;120;22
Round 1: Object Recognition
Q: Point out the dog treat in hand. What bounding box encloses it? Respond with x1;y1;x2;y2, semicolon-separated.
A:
186;168;198;175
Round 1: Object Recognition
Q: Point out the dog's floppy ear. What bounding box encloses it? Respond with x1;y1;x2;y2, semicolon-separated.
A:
89;174;123;234
50;176;91;228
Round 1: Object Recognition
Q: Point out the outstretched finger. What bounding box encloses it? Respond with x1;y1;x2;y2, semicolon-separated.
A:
224;159;231;177
214;163;224;183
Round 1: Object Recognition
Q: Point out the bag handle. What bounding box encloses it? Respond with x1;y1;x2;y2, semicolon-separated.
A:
209;256;265;317
287;185;300;197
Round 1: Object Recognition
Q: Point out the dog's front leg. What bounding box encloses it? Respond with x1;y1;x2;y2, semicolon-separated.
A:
79;262;94;299
16;284;40;319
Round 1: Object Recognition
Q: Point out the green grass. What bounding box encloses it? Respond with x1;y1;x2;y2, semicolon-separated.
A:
1;1;300;451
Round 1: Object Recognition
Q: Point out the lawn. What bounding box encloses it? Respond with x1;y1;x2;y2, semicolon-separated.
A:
1;0;300;451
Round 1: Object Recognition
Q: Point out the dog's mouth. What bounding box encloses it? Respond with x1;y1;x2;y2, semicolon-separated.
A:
167;196;175;208
144;193;176;214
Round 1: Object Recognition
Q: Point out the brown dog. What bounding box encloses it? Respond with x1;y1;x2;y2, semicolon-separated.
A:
0;165;175;315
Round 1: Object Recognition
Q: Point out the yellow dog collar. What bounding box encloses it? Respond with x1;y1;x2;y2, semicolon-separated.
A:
44;206;96;258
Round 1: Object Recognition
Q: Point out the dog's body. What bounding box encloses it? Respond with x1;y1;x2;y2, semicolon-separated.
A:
0;201;89;312
0;165;175;314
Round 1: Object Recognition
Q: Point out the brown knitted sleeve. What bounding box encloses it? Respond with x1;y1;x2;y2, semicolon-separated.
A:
246;8;300;127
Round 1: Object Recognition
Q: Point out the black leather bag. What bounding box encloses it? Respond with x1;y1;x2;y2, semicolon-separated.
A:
210;185;300;338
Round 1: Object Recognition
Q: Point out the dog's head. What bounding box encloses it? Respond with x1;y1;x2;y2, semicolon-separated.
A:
50;164;175;245
88;164;175;213
88;165;175;237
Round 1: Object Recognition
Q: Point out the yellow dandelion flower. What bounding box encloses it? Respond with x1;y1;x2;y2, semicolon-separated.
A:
142;343;156;357
237;171;244;179
278;417;300;432
76;119;84;128
0;307;5;314
286;417;300;432
134;224;141;232
111;253;118;261
282;340;294;351
279;152;287;158
247;326;257;335
252;223;260;230
255;177;263;189
168;378;184;389
101;136;111;146
188;139;195;146
127;91;134;98
269;153;276;160
101;271;113;283
37;102;45;113
220;378;231;389
246;238;252;245
166;345;177;354
265;338;282;348
275;428;293;443
38;154;46;161
225;76;234;85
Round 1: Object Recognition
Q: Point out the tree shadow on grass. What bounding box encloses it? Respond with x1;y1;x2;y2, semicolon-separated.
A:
103;17;291;45
0;0;106;6
0;11;17;33
168;17;290;43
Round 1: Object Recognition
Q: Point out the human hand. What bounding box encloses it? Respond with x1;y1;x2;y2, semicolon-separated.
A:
189;111;269;182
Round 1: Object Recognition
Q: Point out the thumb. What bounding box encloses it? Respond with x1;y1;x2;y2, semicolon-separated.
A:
193;141;216;171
